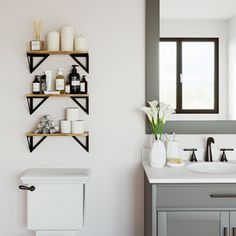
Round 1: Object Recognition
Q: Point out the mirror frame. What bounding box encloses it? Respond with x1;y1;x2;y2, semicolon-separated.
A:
145;0;236;134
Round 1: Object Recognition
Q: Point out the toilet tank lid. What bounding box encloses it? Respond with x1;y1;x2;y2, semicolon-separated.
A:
20;168;91;184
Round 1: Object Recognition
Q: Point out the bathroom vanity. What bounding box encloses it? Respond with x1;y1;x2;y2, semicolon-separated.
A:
143;150;236;236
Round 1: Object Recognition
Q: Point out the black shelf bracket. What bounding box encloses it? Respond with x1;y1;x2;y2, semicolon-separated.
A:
27;53;49;73
70;53;89;73
27;136;47;153
26;52;89;74
26;135;89;153
70;96;89;114
27;96;49;115
26;96;89;115
72;136;89;152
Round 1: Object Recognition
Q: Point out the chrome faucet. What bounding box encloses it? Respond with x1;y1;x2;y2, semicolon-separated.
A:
205;137;215;162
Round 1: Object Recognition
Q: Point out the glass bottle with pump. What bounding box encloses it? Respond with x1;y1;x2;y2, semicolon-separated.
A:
55;68;65;94
32;75;41;94
69;65;80;94
80;75;87;94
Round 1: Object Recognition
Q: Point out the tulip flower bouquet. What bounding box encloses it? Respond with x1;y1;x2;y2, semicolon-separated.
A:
140;100;175;168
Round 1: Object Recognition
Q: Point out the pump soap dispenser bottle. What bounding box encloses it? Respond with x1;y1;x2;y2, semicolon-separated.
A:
55;68;65;94
32;75;41;94
80;75;88;94
69;65;80;94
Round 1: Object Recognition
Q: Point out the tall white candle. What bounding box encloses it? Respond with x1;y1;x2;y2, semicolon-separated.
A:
61;24;74;51
47;30;60;51
75;34;88;52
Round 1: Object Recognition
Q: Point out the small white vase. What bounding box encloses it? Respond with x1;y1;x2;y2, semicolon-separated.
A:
150;140;166;168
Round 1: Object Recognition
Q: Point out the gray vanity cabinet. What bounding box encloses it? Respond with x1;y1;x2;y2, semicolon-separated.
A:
144;176;236;236
230;212;236;236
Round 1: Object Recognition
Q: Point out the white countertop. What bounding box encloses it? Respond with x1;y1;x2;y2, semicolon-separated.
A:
142;149;236;184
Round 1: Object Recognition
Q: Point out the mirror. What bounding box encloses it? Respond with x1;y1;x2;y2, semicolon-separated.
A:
159;0;236;121
145;0;236;133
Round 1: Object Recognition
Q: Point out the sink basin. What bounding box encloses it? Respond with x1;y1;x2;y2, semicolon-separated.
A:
187;162;236;174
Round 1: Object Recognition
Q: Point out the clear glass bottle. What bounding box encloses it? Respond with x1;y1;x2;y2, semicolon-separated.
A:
80;75;87;94
55;68;65;94
32;75;41;94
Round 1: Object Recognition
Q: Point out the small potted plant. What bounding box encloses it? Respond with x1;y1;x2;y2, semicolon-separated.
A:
140;100;175;168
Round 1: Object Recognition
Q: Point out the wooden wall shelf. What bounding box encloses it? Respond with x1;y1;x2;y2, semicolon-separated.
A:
26;94;89;115
26;132;89;153
27;50;88;55
26;51;89;73
26;131;89;137
26;93;89;97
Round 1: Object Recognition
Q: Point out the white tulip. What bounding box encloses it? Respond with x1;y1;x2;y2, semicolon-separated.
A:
140;100;175;140
148;100;158;113
152;110;158;124
162;108;175;123
159;102;170;119
147;100;159;124
140;106;152;122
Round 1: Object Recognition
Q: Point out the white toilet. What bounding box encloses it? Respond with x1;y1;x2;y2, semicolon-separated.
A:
19;168;90;236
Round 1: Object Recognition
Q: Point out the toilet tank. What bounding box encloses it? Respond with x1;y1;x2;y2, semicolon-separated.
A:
20;168;90;231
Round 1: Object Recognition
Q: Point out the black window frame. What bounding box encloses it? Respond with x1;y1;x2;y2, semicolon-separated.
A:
160;37;219;114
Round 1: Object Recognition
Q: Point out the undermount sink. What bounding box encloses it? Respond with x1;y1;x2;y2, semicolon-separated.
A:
187;162;236;174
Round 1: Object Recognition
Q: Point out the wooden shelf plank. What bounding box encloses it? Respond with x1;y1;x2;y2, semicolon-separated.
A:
26;131;89;137
27;50;88;55
26;93;89;97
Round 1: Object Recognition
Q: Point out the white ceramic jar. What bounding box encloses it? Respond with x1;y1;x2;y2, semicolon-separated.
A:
166;141;180;160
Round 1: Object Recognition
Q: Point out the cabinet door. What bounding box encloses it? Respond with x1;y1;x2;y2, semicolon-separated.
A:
158;211;229;236
230;212;236;236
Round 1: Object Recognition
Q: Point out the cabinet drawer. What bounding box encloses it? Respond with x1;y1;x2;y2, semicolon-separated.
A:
156;185;236;209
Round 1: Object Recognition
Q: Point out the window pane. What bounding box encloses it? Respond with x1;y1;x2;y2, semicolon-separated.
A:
182;42;215;110
160;42;177;109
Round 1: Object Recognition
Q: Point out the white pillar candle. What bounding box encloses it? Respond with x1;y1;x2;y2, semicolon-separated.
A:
60;120;71;134
72;120;84;134
66;108;80;121
47;31;60;51
75;34;88;52
61;25;74;51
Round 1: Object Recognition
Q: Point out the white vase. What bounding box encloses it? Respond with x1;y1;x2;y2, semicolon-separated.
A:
150;140;166;168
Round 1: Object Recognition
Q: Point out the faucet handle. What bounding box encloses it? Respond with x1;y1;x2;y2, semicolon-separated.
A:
184;148;198;162
220;148;234;162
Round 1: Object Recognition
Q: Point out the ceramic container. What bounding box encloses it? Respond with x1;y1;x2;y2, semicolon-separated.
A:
150;140;166;168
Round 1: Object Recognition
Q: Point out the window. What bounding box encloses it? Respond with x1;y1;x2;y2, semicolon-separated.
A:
159;38;219;114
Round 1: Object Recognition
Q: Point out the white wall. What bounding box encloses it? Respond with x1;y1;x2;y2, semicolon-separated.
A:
228;16;236;119
0;0;146;236
160;20;228;120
